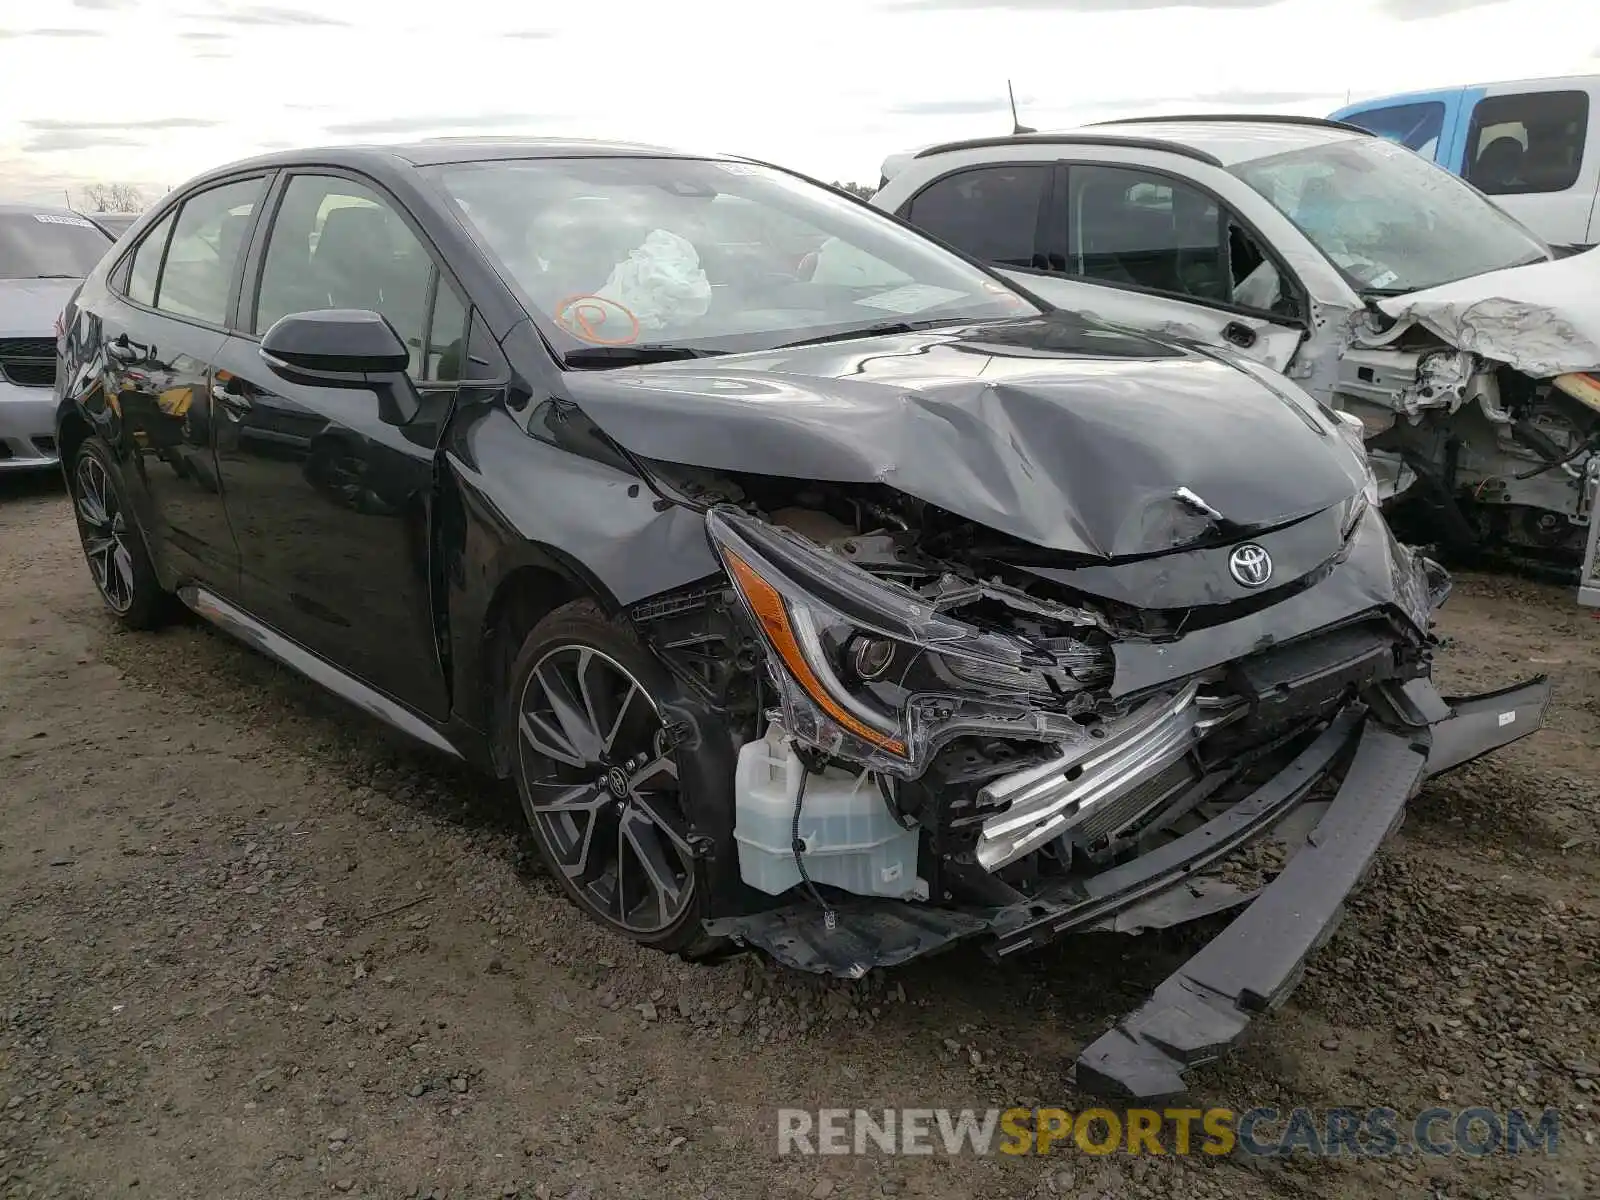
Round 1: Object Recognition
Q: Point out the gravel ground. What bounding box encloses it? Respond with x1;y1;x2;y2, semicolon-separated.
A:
2;470;1597;1200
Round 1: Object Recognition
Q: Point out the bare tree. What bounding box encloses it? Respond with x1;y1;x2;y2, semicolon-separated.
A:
79;183;146;213
830;180;877;200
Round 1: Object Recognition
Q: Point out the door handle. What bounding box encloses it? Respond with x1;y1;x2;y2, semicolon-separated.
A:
106;337;139;364
1221;321;1258;349
211;376;252;416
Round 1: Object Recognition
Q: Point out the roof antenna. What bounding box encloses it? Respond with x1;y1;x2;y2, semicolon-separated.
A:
1008;80;1036;135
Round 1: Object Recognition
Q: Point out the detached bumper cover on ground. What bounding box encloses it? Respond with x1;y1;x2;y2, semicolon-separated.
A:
706;674;1552;1098
1074;674;1550;1099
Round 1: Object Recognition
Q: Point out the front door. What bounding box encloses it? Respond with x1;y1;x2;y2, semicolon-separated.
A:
1032;163;1308;378
895;159;1308;379
212;170;472;721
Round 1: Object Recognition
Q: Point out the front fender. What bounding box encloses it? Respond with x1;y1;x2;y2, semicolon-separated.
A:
439;402;721;738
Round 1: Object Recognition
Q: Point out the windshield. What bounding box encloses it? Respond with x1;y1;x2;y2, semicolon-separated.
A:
429;156;1039;359
1230;137;1549;294
0;212;112;280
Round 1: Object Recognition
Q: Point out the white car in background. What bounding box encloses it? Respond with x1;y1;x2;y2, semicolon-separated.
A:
0;202;113;472
863;115;1600;606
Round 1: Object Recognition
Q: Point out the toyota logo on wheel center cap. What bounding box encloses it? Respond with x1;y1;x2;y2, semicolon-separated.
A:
1228;543;1273;588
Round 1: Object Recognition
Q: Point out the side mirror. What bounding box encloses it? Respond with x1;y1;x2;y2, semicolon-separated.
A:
259;308;418;425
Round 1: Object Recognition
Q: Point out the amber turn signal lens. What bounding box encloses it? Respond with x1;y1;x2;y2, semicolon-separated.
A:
722;550;907;756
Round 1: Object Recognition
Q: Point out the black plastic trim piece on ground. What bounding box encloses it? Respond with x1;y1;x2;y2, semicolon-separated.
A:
1425;677;1552;778
1073;719;1427;1101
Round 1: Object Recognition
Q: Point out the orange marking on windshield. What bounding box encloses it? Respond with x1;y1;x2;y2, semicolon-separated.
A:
554;295;641;346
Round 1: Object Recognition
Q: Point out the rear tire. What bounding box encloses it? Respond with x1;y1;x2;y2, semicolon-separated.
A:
505;599;725;959
68;437;170;630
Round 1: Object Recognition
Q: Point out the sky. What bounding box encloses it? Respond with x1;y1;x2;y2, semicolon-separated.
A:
1;0;1597;208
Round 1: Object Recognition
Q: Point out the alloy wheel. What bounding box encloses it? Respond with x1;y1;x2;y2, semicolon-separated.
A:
516;644;696;934
74;454;136;614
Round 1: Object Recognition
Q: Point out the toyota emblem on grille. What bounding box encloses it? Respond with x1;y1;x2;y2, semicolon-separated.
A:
1228;543;1273;588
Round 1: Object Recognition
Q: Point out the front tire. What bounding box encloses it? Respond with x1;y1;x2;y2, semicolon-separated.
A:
506;599;723;958
69;437;169;629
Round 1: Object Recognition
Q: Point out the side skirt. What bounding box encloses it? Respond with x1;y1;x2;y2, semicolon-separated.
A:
177;585;466;761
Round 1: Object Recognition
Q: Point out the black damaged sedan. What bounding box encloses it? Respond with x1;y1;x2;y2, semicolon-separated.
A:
55;139;1551;1099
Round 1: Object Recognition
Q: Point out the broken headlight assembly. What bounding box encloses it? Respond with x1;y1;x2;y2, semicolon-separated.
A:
705;506;1110;778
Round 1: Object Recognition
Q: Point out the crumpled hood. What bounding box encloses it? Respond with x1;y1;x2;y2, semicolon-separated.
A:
564;317;1365;559
0;277;77;339
1375;247;1600;378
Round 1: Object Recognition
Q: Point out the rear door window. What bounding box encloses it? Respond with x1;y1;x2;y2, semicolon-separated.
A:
1465;90;1589;195
901;164;1053;269
154;178;266;325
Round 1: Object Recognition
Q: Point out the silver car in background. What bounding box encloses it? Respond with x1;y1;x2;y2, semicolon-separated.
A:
0;203;112;471
84;211;140;240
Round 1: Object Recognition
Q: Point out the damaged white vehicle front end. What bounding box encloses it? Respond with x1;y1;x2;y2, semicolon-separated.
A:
1350;249;1600;603
869;120;1600;603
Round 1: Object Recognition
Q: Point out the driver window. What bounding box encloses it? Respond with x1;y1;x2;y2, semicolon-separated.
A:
1068;166;1289;316
254;174;433;375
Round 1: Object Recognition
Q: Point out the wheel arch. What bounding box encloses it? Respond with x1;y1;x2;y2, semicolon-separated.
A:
55;405;95;478
474;548;622;777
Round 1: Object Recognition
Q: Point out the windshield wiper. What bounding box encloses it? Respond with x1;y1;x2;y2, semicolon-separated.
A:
562;344;726;369
27;273;81;280
773;318;962;350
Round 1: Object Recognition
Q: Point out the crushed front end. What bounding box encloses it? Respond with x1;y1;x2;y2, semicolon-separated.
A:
646;478;1549;1099
1335;249;1600;594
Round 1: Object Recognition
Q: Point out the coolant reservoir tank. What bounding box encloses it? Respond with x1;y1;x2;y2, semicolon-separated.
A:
733;725;926;901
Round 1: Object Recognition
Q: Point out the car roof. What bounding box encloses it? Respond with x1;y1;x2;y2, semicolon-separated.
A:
1349;72;1599;103
189;136;721;181
884;114;1371;180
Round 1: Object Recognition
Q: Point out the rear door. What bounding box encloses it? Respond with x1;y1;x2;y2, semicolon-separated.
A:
211;169;471;721
94;175;266;591
1460;83;1598;248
